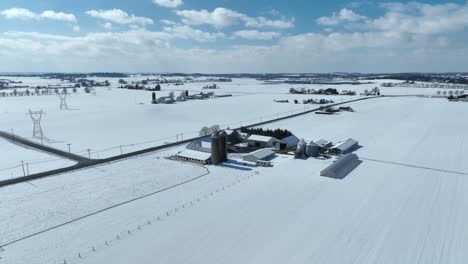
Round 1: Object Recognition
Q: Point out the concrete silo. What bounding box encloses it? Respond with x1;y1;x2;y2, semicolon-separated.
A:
211;130;228;164
294;139;307;158
306;141;320;157
218;130;228;162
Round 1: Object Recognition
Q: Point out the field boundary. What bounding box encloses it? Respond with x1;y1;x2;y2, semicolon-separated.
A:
0;95;384;188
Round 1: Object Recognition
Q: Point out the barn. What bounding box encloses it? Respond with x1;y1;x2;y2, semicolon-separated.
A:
243;148;275;162
328;138;358;155
320;153;361;179
246;135;279;148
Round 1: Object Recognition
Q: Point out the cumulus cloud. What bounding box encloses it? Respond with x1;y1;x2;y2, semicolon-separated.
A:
0;8;77;23
175;7;294;29
368;2;468;34
102;22;113;30
86;9;153;26
232;30;281;40
1;2;468;73
153;0;183;8
1;26;465;73
316;8;367;26
0;8;37;20
163;25;224;42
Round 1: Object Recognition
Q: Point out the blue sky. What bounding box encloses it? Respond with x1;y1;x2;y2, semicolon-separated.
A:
0;0;467;72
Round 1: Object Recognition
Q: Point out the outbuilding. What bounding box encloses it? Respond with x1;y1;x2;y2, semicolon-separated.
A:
247;135;279;148
320;153;361;179
328;138;358;155
243;148;275;162
276;135;300;150
173;150;212;165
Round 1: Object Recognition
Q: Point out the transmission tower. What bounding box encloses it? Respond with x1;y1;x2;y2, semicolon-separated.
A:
58;92;69;110
28;109;45;141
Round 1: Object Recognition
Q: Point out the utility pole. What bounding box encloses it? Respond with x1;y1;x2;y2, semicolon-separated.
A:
21;161;26;176
67;144;71;153
26;163;30;175
120;145;123;155
87;149;91;159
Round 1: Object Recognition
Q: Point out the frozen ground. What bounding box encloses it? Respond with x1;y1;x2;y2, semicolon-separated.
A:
0;138;75;180
0;77;442;163
1;95;468;264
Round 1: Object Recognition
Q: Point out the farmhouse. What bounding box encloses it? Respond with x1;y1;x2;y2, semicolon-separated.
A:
243;148;275;162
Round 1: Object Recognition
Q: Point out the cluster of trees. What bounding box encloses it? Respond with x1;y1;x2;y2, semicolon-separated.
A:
375;74;468;85
303;98;334;104
362;87;381;96
382;82;468;89
199;125;221;136
437;90;465;96
0;87;78;97
241;127;292;140
202;84;219;89
289;87;346;95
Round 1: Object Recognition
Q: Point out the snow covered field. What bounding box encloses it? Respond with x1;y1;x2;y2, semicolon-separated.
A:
1;93;468;264
0;138;75;180
1;77;441;164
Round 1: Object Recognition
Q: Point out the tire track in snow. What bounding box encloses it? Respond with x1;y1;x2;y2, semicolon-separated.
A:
360;158;468;176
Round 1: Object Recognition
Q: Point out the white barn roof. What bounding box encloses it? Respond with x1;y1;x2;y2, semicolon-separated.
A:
243;148;275;162
247;135;278;143
331;138;358;152
176;150;211;161
321;153;361;179
280;135;300;145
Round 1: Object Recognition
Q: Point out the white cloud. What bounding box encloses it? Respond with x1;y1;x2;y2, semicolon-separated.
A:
102;22;113;30
1;27;465;73
0;8;37;20
1;2;468;73
175;7;294;29
233;30;281;40
316;8;367;26
73;25;80;32
160;19;177;25
0;8;77;23
368;2;468;34
86;9;153;26
153;0;183;8
163;25;224;42
40;10;77;23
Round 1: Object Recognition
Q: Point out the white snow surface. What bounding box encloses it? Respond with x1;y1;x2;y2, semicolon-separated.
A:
0;138;75;180
0;93;467;264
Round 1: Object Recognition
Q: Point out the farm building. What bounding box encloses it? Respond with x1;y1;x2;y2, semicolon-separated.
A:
243;148;275;162
315;139;333;152
305;141;320;157
328;138;358;155
276;135;300;150
186;137;212;153
173;150;211;165
247;135;279;148
320;153;361;179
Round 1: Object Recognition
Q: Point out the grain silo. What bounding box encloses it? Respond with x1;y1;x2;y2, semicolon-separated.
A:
211;130;228;164
306;141;320;157
211;132;221;164
294;139;306;158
